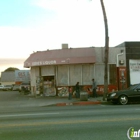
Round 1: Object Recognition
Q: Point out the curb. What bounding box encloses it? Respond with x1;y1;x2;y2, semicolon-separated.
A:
56;101;101;106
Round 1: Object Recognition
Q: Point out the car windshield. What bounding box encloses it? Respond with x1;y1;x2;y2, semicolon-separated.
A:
127;84;139;90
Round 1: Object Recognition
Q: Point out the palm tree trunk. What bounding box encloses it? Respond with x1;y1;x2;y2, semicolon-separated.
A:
100;0;109;101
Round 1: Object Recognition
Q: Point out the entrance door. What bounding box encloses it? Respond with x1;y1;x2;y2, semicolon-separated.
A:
117;67;127;90
43;76;56;96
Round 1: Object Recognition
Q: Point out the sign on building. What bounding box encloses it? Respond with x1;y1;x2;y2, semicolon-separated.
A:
15;70;30;83
129;59;140;85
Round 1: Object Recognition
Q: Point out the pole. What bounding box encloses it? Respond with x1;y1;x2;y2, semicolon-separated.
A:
100;0;109;101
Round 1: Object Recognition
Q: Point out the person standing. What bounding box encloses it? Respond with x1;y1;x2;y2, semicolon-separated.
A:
75;82;80;98
92;79;97;98
68;86;73;100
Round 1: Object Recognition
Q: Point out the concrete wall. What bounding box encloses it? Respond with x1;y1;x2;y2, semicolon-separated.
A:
1;71;15;82
95;47;126;66
41;65;55;76
30;67;39;95
94;47;126;85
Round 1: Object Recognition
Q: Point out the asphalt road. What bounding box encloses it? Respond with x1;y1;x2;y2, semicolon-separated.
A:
0;104;140;139
0;91;140;140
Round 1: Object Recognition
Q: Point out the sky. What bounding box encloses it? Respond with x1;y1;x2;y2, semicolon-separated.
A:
0;0;140;74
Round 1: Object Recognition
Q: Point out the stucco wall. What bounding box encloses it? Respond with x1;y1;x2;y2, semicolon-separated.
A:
1;71;15;82
94;47;126;85
30;67;39;86
57;65;69;86
94;64;104;85
41;66;55;76
95;47;126;66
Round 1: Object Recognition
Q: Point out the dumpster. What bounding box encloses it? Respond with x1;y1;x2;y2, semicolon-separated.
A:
80;92;88;101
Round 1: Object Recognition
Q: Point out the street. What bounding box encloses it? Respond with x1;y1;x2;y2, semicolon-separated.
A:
0;91;140;140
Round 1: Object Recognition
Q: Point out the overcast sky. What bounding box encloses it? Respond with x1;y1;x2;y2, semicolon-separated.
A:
0;0;140;73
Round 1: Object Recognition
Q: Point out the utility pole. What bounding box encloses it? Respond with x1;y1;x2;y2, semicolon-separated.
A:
100;0;109;101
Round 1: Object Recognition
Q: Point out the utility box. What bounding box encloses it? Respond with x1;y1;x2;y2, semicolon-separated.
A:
80;92;88;101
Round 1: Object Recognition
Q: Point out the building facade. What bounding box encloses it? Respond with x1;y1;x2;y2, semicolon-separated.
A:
115;42;140;86
1;71;15;85
24;44;127;97
1;70;30;86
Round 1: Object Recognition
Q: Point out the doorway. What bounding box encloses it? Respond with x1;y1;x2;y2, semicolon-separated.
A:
43;76;56;96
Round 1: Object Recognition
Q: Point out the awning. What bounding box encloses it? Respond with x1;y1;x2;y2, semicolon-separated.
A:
24;47;96;68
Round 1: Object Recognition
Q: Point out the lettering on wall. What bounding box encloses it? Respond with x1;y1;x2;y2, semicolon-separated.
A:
15;70;30;83
32;60;56;66
129;59;140;84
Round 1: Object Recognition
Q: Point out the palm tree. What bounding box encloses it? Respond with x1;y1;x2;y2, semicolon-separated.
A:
100;0;109;101
77;0;109;100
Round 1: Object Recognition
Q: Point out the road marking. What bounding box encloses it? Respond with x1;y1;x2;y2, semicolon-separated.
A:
0;117;140;128
0;112;60;118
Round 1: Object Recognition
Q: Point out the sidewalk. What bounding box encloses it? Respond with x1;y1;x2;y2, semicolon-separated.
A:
55;97;103;106
0;94;106;109
27;95;107;107
0;92;108;109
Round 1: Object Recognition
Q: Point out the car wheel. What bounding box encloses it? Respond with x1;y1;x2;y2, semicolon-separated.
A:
119;95;128;105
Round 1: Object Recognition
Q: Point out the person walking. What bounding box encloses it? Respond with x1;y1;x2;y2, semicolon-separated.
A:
75;82;80;98
92;79;97;98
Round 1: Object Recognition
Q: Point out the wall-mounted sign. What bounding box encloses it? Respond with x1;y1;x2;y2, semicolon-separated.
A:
15;70;30;83
32;60;56;66
129;59;140;84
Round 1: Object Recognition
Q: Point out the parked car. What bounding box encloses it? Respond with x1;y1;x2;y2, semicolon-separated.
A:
4;85;13;91
0;85;6;91
12;85;20;91
107;83;140;105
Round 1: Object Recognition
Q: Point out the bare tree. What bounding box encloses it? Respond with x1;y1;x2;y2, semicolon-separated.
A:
100;0;109;101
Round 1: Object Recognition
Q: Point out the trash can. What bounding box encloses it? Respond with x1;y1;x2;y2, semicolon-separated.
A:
80;92;88;101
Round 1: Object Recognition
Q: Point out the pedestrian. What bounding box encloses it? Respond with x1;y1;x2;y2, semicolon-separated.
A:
92;79;97;98
68;86;73;100
75;82;80;98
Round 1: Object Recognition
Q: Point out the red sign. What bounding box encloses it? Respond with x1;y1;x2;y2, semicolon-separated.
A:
84;85;118;95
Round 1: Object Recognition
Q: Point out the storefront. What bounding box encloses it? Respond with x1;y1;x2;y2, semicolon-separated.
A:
24;47;96;96
24;44;126;96
115;41;140;87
